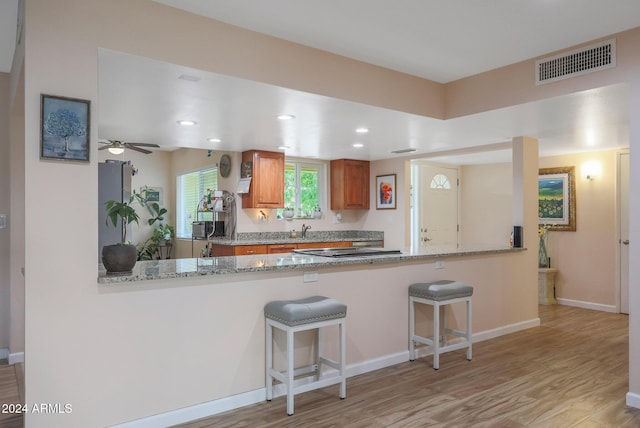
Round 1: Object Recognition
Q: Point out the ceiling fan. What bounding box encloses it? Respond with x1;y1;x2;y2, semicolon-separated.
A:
98;139;160;155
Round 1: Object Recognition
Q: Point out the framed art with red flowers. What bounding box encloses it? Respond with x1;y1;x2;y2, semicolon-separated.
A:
376;174;396;209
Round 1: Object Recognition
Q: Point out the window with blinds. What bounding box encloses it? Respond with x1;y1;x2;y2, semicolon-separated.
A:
176;166;218;238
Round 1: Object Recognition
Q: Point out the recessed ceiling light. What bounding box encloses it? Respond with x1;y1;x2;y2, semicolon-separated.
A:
278;145;290;150
177;120;196;126
353;143;364;148
355;127;369;133
278;114;296;120
208;138;222;143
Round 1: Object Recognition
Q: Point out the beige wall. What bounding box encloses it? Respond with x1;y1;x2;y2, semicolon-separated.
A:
457;149;622;309
0;73;9;352
445;28;640;119
540;150;620;308
459;162;514;246
13;0;640;425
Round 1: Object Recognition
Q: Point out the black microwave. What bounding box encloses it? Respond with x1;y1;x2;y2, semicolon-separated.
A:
192;221;213;239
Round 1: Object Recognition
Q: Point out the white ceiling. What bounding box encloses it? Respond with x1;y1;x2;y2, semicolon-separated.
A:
4;1;640;163
152;0;640;84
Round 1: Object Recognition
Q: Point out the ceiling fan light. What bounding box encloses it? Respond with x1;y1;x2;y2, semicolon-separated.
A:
108;147;125;155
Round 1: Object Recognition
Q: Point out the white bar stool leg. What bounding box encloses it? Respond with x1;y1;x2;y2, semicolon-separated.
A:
466;298;473;361
316;326;323;381
266;320;273;401
339;319;346;399
442;305;448;346
286;328;295;416
433;301;440;370
409;296;416;361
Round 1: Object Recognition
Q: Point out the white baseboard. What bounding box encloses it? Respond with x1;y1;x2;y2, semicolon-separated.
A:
112;389;266;428
472;317;540;343
627;392;640;409
0;348;8;360
112;318;540;428
556;298;617;313
8;352;24;365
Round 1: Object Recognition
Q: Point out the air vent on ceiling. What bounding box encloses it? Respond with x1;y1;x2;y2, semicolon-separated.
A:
535;39;615;85
391;148;416;154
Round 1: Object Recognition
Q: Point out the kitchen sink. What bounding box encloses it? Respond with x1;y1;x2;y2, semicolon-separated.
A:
292;247;402;258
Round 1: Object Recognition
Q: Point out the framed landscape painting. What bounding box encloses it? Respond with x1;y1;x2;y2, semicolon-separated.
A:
40;94;90;162
538;166;576;231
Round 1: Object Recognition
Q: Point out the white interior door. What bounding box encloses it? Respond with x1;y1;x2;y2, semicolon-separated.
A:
411;164;458;247
620;152;630;314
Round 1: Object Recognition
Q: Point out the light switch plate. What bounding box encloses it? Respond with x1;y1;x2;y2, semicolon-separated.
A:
0;214;6;229
435;261;445;269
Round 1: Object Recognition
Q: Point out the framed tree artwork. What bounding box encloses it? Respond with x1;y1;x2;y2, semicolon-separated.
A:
40;94;91;162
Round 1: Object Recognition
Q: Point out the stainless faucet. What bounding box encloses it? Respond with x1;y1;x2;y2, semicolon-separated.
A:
301;224;311;238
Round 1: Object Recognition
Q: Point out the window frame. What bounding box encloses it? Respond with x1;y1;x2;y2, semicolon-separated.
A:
175;165;218;239
280;159;326;219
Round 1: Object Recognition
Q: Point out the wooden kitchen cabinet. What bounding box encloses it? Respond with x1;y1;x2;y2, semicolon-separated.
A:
241;150;284;209
269;241;355;254
267;244;298;254
210;244;267;256
296;241;352;249
330;159;370;210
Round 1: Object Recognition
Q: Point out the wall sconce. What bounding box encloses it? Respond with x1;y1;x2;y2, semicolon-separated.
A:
582;161;602;181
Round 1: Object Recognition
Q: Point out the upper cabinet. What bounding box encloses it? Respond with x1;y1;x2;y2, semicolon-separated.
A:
330;159;370;210
241;150;285;209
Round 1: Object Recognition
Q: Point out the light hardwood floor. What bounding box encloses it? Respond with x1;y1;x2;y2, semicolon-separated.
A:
176;305;640;428
1;306;637;427
0;360;24;428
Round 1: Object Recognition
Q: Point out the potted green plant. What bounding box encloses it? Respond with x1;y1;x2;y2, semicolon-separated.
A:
283;206;295;219
102;195;140;275
152;224;175;244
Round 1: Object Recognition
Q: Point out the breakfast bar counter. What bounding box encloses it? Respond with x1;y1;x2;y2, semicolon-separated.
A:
98;245;524;284
93;241;535;427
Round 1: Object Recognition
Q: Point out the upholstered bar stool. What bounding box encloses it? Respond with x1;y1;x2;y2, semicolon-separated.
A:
409;280;473;369
264;296;347;416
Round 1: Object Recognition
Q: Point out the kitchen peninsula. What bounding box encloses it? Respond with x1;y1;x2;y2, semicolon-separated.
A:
98;244;523;284
95;242;534;426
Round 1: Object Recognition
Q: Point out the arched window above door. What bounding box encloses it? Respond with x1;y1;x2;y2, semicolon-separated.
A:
430;173;451;190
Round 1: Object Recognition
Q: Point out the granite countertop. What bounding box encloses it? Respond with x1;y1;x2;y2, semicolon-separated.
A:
98;245;525;284
204;230;384;246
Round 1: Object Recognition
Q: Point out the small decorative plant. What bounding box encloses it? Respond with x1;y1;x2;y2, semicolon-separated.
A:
103;194;142;275
104;187;176;264
105;195;141;243
152;224;175;244
283;206;295;219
